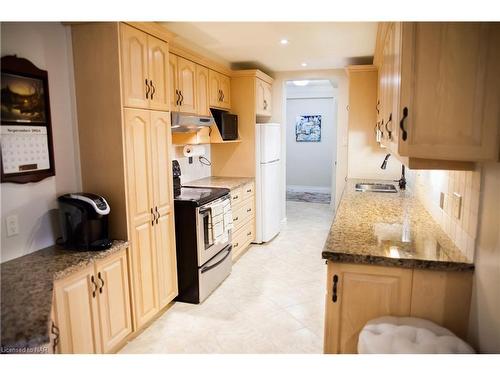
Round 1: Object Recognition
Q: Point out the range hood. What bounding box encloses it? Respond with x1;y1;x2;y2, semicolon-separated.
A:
171;112;215;133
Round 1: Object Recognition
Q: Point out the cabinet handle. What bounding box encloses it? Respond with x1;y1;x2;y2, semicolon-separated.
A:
219;89;223;102
246;208;252;212
222;90;225;101
151;207;155;226
247;231;252;236
51;321;60;353
263;100;267;110
376;100;380;114
385;113;393;140
175;89;179;106
150;80;155;100
155;206;159;224
234;216;239;221
234;242;239;248
379;120;384;138
233;195;238;200
145;79;150;99
98;272;104;294
400;107;408;141
332;274;339;303
179;90;184;106
246;189;252;193
90;275;98;298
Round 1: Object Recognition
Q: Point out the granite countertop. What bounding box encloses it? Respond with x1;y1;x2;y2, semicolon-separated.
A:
0;240;128;350
322;179;474;271
184;176;254;190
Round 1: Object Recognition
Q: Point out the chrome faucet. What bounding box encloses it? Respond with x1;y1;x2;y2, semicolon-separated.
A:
380;154;391;170
379;153;406;190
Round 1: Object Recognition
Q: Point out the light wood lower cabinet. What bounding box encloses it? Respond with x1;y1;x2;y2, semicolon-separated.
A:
52;248;132;354
231;181;255;260
324;261;473;354
95;250;133;353
53;265;102;354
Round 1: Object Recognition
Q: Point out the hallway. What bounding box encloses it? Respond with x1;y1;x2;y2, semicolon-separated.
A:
120;201;335;354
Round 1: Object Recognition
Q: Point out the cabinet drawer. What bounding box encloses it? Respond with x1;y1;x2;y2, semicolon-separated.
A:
230;187;243;207
232;197;255;232
242;181;255;200
232;218;254;259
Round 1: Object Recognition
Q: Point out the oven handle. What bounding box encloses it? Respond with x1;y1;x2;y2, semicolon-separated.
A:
200;247;232;274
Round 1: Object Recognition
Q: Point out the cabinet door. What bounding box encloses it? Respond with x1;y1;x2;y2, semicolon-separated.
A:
324;262;412;354
148;36;169;111
209;69;221;108
177;56;197;114
255;79;265;116
196;65;211;116
123;109;159;328
399;22;500;160
169;54;179;111
150;111;178;308
95;248;133;353
121;23;149;109
263;81;272;116
53;265;101;354
219;73;231;109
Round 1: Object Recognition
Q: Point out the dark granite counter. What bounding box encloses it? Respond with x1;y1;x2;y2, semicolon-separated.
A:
0;240;128;351
322;180;474;272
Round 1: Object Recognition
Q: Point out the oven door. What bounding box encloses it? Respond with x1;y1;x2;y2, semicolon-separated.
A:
198;245;232;302
196;196;231;266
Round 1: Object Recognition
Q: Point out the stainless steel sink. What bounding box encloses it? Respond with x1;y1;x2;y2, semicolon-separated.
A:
355;182;398;193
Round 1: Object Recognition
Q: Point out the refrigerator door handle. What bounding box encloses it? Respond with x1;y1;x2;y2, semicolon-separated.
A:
261;159;280;164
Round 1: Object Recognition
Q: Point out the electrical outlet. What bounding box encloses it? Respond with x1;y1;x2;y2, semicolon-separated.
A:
6;215;19;237
453;193;462;220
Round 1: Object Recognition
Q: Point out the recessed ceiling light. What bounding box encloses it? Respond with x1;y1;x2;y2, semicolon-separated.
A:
301;62;307;67
280;39;289;45
292;80;310;87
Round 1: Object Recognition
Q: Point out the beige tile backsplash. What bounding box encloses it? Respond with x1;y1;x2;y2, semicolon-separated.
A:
411;168;481;261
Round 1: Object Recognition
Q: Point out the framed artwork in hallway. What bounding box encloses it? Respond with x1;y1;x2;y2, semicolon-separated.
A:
295;115;321;142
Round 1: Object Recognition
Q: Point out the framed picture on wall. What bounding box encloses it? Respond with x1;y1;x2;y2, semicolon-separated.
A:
0;55;55;184
295;115;321;142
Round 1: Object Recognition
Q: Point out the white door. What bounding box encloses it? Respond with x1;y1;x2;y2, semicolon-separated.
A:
258;123;281;163
261;161;281;242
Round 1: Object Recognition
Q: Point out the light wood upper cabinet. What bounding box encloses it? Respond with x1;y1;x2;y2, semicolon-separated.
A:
209;70;231;110
121;24;149;109
375;22;500;165
169;54;197;114
121;23;170;111
324;262;412;354
147;36;169;111
196;65;211;116
53;265;101;354
95;249;132;353
169;54;179;111
256;78;272;117
399;22;500;161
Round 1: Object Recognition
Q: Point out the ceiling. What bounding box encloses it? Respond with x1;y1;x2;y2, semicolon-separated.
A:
161;22;378;73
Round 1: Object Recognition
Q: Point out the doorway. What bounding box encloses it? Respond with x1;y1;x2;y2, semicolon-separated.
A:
284;79;337;205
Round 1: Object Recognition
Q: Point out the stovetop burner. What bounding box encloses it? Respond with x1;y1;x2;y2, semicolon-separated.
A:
174;186;230;207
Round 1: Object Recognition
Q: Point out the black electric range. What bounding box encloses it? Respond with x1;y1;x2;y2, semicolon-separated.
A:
174;186;230;207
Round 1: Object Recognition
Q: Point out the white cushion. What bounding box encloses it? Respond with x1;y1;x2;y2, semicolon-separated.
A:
358;316;475;354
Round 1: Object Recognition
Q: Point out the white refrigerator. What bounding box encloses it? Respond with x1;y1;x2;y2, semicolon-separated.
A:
255;123;281;243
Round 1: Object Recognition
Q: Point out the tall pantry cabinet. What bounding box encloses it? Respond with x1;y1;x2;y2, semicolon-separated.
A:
71;22;178;331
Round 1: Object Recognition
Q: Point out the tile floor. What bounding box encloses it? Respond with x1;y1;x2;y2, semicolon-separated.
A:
119;201;335;354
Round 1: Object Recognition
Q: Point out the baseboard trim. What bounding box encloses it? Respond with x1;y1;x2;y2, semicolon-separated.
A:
287;185;331;194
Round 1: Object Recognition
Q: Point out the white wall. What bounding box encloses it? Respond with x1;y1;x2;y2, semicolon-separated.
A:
1;22;81;263
172;144;212;184
285;83;336;193
271;69;349;223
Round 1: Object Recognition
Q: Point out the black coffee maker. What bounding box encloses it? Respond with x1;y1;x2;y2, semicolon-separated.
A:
172;160;181;197
57;193;113;250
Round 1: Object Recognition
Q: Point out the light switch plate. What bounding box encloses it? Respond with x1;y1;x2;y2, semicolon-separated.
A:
453;193;462;220
6;215;19;237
